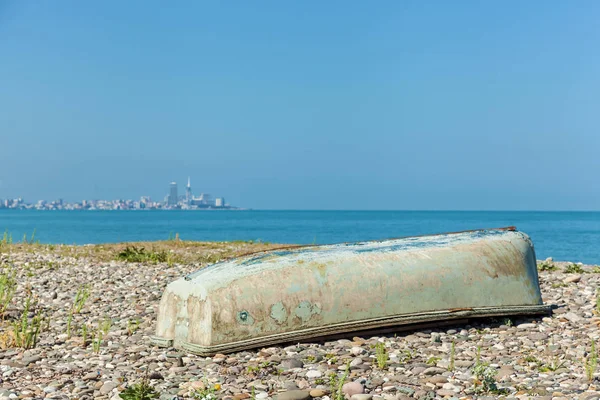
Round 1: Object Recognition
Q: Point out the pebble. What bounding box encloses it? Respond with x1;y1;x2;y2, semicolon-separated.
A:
342;382;364;397
2;248;598;399
306;370;322;378
276;390;310;400
350;395;373;400
100;381;118;395
281;359;304;370
564;274;582;283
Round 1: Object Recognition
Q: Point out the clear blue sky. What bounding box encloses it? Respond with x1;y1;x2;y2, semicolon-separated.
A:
1;1;599;210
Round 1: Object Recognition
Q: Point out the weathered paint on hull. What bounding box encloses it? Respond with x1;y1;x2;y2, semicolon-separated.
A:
151;227;550;355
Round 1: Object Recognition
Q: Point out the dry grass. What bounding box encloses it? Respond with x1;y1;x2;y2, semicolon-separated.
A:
1;240;296;265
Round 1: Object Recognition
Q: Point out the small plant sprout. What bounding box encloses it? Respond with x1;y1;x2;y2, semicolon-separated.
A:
119;371;159;400
564;263;584;274
73;285;90;314
329;361;351;400
190;380;220;400
585;339;598;381
127;318;141;336
448;340;455;371
538;261;557;272
427;356;441;365
92;329;102;354
0;266;17;318
539;340;566;372
375;342;389;369
66;312;74;339
11;296;44;349
81;324;88;347
116;246;168;264
101;317;112;336
472;363;500;393
1;230;13;245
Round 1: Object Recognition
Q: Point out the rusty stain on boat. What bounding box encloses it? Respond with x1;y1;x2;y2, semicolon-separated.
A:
152;227;551;355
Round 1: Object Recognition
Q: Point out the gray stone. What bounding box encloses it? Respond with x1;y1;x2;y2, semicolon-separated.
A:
517;323;536;329
22;356;42;366
100;381;118;395
306;369;322;378
564;312;583;323
281;358;304;369
342;382;364;397
276;390;310;400
397;387;415;396
350;395;373;400
563;274;582;283
422;367;446;375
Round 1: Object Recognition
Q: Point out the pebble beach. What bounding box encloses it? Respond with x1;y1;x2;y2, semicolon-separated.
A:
1;242;600;400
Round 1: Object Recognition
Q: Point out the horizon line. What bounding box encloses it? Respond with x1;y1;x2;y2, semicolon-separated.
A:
2;208;600;212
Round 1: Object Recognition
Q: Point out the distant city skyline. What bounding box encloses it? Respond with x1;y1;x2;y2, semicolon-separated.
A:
2;2;600;210
0;178;237;210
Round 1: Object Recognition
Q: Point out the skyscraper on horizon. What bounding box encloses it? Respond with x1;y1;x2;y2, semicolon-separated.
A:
168;182;178;206
186;177;192;204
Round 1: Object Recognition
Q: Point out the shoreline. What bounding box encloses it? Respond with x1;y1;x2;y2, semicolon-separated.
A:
1;243;600;399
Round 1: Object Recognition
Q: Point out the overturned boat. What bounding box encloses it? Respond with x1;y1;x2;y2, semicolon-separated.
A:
151;227;550;355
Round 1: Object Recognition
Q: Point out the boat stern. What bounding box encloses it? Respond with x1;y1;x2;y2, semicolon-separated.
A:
151;277;213;350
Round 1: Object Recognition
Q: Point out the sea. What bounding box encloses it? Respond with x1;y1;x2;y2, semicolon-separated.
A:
0;210;599;264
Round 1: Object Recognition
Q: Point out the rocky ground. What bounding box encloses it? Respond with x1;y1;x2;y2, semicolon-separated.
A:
1;242;600;400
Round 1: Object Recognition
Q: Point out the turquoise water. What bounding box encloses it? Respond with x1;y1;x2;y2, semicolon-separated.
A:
0;210;599;264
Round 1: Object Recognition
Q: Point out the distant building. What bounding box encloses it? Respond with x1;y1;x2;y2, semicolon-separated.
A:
215;197;224;207
168;182;178;206
186;177;192;204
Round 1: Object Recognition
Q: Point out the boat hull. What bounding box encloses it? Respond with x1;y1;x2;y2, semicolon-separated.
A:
151;228;550;355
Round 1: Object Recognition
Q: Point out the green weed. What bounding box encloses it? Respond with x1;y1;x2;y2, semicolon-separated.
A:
329;361;351;400
375;342;389;369
0;266;17;318
12;296;44;349
1;230;12;245
324;353;338;364
92;330;102;354
81;324;88;347
119;372;160;400
400;349;416;362
565;263;584;274
538;261;557;272
66;312;74;339
448;340;455;371
101;317;112;336
539;341;566;372
426;356;441;365
73;285;90;314
190;380;220;400
116;246;168;263
585;339;598;381
472;363;501;393
127;318;141;336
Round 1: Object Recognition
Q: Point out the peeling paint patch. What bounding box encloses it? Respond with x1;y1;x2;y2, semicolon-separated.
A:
270;301;288;324
236;310;254;325
294;301;321;323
